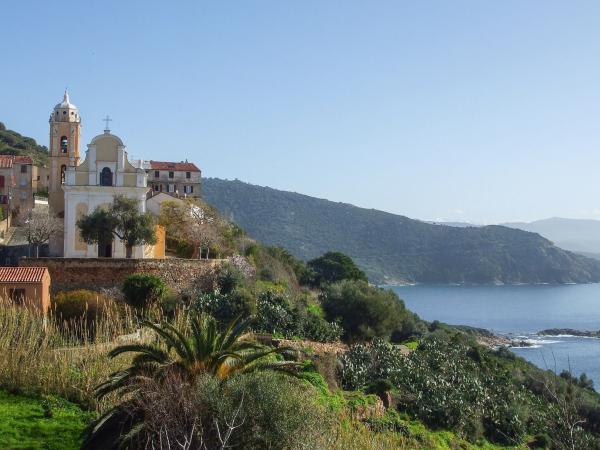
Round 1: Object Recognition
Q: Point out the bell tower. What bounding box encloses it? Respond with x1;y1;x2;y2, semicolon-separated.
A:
48;90;81;255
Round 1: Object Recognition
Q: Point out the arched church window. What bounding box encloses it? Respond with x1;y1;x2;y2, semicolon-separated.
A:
60;136;68;153
100;167;113;186
60;165;66;185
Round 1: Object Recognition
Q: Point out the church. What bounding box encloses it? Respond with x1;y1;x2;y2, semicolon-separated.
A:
48;91;175;258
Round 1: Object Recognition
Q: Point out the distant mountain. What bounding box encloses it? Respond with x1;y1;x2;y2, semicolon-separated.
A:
202;178;600;285
0;122;49;166
504;218;600;255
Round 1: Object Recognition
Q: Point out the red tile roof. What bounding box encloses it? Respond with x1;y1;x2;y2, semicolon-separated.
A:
149;160;200;172
0;267;48;283
0;156;14;169
0;155;33;168
14;156;33;164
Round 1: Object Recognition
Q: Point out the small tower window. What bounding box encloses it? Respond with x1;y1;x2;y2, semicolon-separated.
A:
100;167;113;186
60;165;66;185
60;136;68;153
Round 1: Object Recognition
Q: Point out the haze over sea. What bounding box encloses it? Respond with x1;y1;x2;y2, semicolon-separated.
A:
391;284;600;387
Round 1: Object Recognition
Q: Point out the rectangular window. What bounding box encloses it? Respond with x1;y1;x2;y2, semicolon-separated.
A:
189;185;193;193
168;171;174;179
154;171;159;178
153;184;159;192
20;165;27;173
186;172;191;179
10;288;26;305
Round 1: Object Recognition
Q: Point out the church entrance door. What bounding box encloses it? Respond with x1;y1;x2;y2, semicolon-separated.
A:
98;240;113;258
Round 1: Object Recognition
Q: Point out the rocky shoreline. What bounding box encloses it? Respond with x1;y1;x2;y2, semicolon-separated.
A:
538;328;600;338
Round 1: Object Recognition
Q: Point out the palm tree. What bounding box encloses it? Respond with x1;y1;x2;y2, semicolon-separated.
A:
83;314;299;449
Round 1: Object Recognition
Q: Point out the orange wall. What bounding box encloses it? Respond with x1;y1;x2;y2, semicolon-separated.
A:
0;273;51;314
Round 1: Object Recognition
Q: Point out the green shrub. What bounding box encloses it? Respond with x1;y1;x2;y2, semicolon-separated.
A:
192;290;256;327
121;274;166;309
51;290;112;339
253;291;341;342
321;280;425;343
205;372;331;449
52;289;109;323
216;262;245;294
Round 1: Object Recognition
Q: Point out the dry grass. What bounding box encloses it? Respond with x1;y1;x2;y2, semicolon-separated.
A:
0;298;139;409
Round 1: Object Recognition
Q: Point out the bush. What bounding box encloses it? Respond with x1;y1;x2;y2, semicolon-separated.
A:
124;371;330;449
52;289;111;338
216;262;245;294
121;274;166;309
340;337;541;445
52;289;109;322
192;290;256;327
253;291;341;342
321;280;424;343
205;371;330;449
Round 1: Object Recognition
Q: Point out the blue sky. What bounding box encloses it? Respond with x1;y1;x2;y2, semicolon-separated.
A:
2;1;600;223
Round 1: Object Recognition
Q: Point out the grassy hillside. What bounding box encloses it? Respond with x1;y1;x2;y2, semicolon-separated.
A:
202;178;600;284
0;122;49;166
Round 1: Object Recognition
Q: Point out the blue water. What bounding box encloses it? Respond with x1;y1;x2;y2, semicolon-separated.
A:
390;284;600;387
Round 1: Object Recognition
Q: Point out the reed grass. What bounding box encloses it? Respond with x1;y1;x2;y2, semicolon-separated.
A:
0;297;140;410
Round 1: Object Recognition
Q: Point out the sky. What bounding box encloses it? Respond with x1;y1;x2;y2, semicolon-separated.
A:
2;1;600;224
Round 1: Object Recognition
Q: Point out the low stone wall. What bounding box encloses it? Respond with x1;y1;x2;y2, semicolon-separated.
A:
19;257;223;294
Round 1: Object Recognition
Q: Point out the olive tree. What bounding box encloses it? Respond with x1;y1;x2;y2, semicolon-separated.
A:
77;195;156;258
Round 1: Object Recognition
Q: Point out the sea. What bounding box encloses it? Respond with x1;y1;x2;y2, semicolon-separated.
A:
390;284;600;387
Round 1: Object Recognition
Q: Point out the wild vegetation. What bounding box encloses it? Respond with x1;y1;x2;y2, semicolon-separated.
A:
202;177;600;284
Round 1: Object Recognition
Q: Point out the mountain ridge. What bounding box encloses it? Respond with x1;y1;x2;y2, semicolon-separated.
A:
202;178;600;285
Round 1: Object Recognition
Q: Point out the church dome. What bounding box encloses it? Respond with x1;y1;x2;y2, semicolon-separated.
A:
52;90;80;123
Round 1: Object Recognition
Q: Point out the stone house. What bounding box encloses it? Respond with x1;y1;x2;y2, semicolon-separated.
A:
0;266;51;313
0;155;35;217
146;160;201;198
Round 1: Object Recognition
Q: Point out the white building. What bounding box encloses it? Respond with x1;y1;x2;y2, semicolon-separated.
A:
62;130;150;258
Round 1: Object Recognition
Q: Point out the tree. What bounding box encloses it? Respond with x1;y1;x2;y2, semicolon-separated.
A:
307;251;368;286
159;198;222;259
77;195;156;258
19;208;63;257
83;315;299;449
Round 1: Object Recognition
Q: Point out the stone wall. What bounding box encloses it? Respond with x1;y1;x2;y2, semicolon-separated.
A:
19;257;223;294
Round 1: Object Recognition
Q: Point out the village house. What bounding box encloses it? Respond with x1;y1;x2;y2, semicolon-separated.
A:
0;266;51;314
0;155;35;217
146;160;201;198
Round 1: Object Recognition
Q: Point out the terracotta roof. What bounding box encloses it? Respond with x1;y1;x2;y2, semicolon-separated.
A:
0;156;14;169
14;156;33;164
149;160;200;172
0;267;48;283
0;155;33;168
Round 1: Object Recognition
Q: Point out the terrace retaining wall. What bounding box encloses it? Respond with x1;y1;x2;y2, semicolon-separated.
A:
19;257;222;294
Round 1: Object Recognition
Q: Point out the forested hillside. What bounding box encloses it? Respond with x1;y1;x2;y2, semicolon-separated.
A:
203;178;600;284
0;122;48;166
